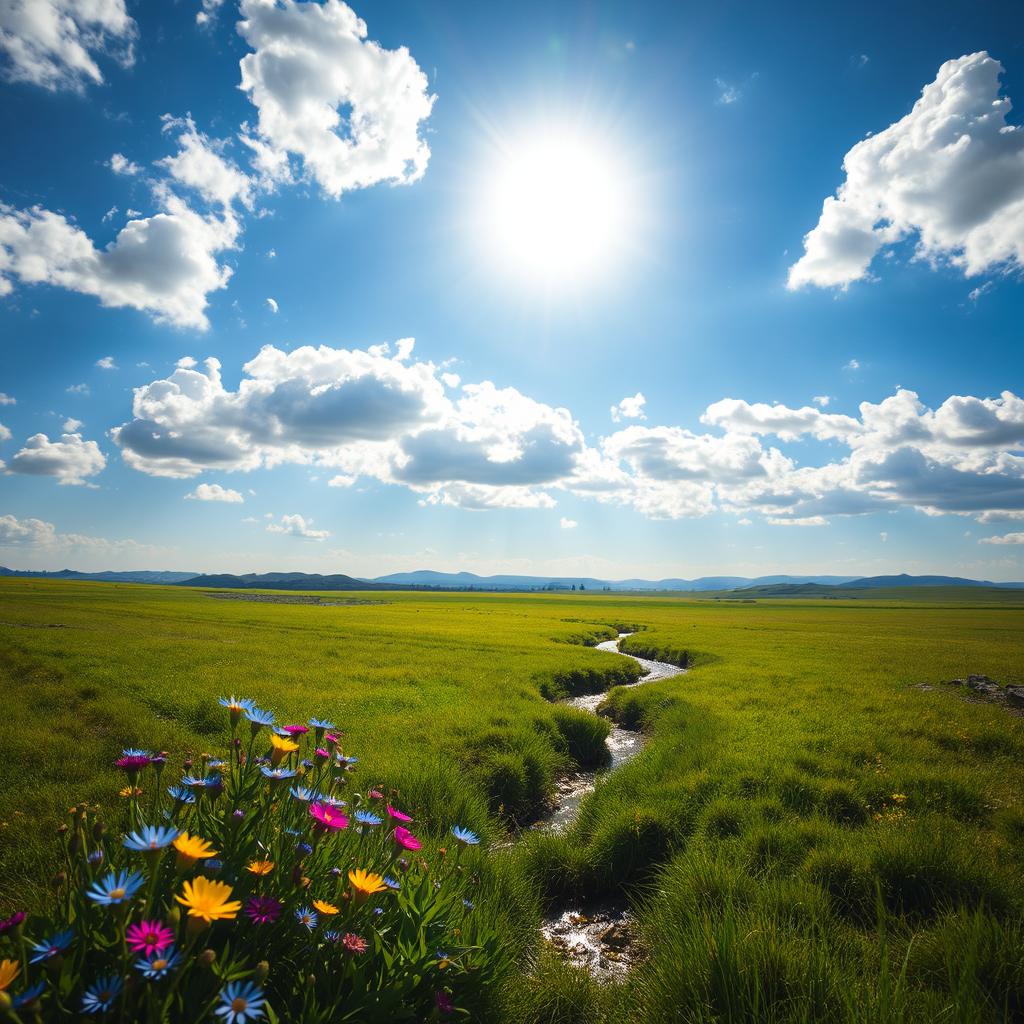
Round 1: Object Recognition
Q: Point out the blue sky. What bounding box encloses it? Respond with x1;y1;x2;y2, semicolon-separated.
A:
1;0;1022;580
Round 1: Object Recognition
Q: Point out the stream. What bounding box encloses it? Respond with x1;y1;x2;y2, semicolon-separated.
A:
537;632;686;978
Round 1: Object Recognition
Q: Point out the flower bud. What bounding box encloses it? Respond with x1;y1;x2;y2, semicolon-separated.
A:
92;821;106;841
51;871;66;889
306;973;316;989
256;961;270;982
198;948;217;969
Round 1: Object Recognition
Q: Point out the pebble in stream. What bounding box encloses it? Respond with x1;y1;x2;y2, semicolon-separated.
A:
539;633;686;977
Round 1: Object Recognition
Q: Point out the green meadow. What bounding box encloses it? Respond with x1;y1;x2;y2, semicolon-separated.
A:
2;578;1023;1021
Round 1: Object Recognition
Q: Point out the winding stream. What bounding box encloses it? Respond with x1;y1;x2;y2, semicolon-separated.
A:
538;632;686;977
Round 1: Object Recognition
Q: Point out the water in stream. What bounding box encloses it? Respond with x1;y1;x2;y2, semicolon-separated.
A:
538;633;686;977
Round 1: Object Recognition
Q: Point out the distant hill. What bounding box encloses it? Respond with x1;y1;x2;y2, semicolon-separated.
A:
370;571;862;591
177;573;396;591
837;573;1024;589
0;566;198;584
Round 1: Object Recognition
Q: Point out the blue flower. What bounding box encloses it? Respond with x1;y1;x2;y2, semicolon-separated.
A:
216;980;266;1024
335;754;358;766
135;946;181;980
245;706;275;730
13;981;46;1008
383;876;401;890
81;975;123;1014
29;929;73;963
354;810;382;826
451;825;480;846
219;695;255;711
289;786;320;802
324;929;340;943
320;795;346;808
205;859;223;875
121;747;151;758
259;765;297;781
207;760;226;771
296;842;313;857
123;825;179;852
88;849;104;866
294;906;319;931
86;869;144;906
462;898;475;911
308;717;335;731
167;785;196;805
180;774;207;788
271;725;292;737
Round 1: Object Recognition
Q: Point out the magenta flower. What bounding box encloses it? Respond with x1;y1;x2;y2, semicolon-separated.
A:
282;724;308;736
126;920;174;956
435;990;455;1015
245;895;283;925
0;910;25;935
386;805;413;823
393;826;422;851
115;754;151;777
368;789;385;800
341;932;367;955
309;803;349;831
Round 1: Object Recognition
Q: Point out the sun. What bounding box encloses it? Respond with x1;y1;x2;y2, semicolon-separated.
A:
480;131;630;286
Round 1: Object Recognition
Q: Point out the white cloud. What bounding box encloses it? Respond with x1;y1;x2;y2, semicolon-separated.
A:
65;383;89;395
0;0;135;92
766;515;828;527
715;77;741;105
560;517;578;529
0;196;239;329
0;422;9;441
441;372;461;389
610;391;646;423
813;395;831;408
237;0;435;198
0;393;14;405
96;355;117;370
62;417;82;431
109;152;141;176
7;431;106;485
0;513;150;557
196;0;225;26
327;473;355;488
185;482;244;503
789;52;1024;290
844;359;860;372
702;398;859;441
880;531;888;542
979;532;1024;546
266;513;329;539
266;297;278;313
158;116;254;210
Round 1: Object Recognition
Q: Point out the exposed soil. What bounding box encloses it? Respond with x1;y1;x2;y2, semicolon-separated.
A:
203;593;388;607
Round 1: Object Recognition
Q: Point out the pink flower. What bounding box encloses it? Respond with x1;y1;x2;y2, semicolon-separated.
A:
0;911;25;935
386;805;413;823
245;895;283;924
341;932;367;955
435;990;455;1015
368;789;385;800
310;803;349;830
282;724;308;736
325;732;339;746
393;826;422;851
115;754;151;773
126;919;174;956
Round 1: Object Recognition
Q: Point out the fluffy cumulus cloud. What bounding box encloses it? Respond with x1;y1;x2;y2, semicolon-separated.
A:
980;532;1024;545
0;195;239;329
0;512;146;553
237;0;435;197
266;513;329;539
108;338;1024;526
789;52;1024;289
610;392;646;423
0;0;135;92
8;430;106;485
185;482;244;503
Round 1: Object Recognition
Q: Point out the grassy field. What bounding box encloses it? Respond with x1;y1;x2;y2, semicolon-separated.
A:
1;579;1023;1021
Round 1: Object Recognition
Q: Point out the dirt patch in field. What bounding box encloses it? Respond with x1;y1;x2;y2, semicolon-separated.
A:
203;593;388;607
931;675;1024;718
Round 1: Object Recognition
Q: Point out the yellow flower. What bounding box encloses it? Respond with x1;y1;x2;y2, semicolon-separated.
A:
246;859;275;876
175;876;241;923
173;832;218;865
891;793;907;803
119;786;143;798
269;733;299;765
0;959;19;991
312;899;339;915
348;868;387;904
